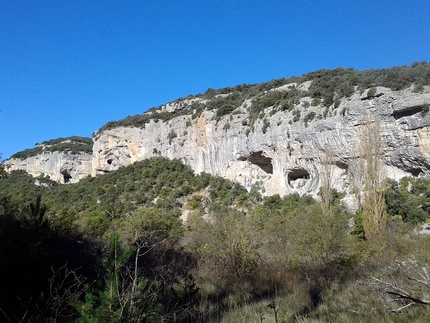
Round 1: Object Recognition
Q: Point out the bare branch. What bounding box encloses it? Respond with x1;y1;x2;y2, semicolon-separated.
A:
372;271;430;308
389;302;414;312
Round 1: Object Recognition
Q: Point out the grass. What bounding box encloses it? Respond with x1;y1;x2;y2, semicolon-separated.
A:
199;232;430;323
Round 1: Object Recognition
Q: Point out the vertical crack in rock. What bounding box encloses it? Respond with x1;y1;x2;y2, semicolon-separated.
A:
238;151;273;174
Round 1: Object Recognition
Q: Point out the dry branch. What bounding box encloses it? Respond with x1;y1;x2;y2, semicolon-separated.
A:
372;266;430;311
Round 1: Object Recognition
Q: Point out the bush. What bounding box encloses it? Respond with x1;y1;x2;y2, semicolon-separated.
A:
11;136;93;160
385;177;430;224
94;62;430;135
366;87;377;97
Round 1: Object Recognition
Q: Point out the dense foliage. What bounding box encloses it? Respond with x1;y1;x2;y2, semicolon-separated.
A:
3;61;430;322
11;136;93;160
385;177;430;224
2;157;430;322
98;62;430;132
0;158;250;322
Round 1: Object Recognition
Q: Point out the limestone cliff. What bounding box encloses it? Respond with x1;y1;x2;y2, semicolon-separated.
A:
92;85;430;203
5;151;92;184
4;138;93;184
4;69;430;204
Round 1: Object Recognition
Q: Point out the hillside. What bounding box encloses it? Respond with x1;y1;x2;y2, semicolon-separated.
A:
2;155;430;322
4;63;430;204
10;136;93;159
4;62;430;323
3;63;430;321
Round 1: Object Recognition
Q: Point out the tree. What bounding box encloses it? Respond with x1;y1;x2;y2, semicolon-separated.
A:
75;233;161;323
0;156;7;180
26;195;48;229
320;147;336;213
287;203;350;271
350;113;387;240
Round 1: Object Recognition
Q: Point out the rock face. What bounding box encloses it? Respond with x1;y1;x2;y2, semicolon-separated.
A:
4;151;92;184
4;84;430;204
92;86;430;199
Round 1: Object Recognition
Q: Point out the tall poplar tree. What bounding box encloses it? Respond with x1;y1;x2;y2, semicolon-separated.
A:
350;113;387;240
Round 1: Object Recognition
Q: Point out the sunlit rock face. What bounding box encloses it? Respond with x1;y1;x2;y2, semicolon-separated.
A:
91;86;430;201
4;85;430;203
4;151;92;184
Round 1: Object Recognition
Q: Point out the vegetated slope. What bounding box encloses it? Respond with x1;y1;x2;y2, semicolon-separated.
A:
2;62;430;322
2;157;430;322
98;62;430;132
0;157;252;322
1;157;249;230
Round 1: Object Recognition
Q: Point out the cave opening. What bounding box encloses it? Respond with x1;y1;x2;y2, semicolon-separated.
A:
61;170;72;183
288;168;310;183
407;168;422;177
237;151;273;174
392;105;428;119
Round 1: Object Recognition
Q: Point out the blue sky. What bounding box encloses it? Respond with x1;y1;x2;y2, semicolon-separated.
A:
1;0;429;159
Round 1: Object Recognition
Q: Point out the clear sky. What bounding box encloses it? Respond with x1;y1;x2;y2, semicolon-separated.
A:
1;0;429;159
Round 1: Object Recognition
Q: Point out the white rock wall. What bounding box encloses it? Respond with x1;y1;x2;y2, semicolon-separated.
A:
4;151;92;184
91;86;430;199
4;86;430;200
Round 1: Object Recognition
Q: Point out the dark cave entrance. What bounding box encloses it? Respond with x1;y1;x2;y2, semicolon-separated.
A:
392;105;428;119
288;168;310;184
61;170;72;183
238;151;273;174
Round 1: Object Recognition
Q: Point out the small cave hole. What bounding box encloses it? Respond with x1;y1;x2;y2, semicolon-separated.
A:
407;168;422;177
288;168;310;183
237;151;273;174
392;105;426;120
335;161;348;170
61;170;72;183
107;159;113;165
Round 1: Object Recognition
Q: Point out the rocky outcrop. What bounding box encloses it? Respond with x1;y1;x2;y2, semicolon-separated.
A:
92;86;430;201
4;151;92;184
4;84;430;204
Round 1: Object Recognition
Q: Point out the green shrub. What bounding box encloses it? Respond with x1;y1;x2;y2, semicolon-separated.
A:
385;177;430;224
303;111;316;126
311;97;321;106
93;62;430;135
367;87;377;97
292;109;301;122
11;136;93;160
167;131;177;144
